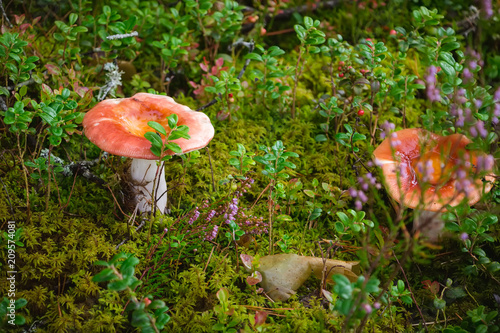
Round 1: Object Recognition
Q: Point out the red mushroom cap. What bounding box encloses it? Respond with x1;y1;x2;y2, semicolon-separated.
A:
83;93;214;160
373;128;494;211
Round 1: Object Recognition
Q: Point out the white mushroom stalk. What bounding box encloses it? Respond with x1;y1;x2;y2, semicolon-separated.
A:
130;159;167;214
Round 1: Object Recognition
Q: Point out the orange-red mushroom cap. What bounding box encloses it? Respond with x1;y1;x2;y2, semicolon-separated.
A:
83;93;214;159
373;128;495;211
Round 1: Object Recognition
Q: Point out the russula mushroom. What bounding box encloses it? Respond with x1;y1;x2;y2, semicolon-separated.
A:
83;93;214;214
373;128;495;238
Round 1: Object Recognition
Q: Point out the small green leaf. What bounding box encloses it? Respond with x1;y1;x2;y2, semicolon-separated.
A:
92;268;116;282
245;53;263;62
121;256;139;272
228;158;240;166
433;298;446;310
304;16;313;29
49;135;62;146
336;212;350;225
14;315;26;325
168;114;178;129
14;298;27;309
167;130;190;140
315;134;327;142
61;88;71;100
439;61;455;77
304;189;315;198
148;121;167;135
144;132;163;148
441;42;460;52
488;262;500;272
352;133;366;142
69;13;78;25
108;278;130;291
131;309;150;327
165;142;182;154
441;83;454;95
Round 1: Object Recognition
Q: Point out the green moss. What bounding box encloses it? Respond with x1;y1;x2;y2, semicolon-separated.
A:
1;1;499;331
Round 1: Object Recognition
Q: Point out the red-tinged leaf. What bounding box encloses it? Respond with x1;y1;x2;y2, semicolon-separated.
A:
45;63;61;75
74;83;89;98
254;311;268;327
422;280;440;295
80;90;93;107
68;68;76;80
246;271;262;286
240;254;254;270
14;14;25;25
41;83;53;95
20;23;31;34
216;57;224;68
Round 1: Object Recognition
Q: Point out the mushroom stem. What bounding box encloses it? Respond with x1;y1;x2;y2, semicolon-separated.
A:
130;159;167;214
413;209;444;241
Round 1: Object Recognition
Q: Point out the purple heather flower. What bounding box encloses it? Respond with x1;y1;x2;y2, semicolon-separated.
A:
380;121;395;139
494;88;500;102
455;177;472;196
425;65;442;102
463;68;473;81
460;232;469;241
469;120;488;138
482;0;493;18
493;103;500;124
416;160;435;183
390;138;401;148
358;191;368;203
206;225;219;241
206;209;216;221
476;154;495;172
188;207;200;224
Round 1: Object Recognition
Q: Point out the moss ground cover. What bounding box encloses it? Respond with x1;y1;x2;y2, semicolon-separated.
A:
0;0;499;332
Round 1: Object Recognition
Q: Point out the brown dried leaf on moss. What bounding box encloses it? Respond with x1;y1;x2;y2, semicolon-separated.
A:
245;253;359;301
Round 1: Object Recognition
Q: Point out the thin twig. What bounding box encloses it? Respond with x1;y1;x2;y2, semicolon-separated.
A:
106;184;130;219
4;76;38;91
394;253;427;330
106;31;138;40
0;0;12;28
115;217;146;250
0;96;8;111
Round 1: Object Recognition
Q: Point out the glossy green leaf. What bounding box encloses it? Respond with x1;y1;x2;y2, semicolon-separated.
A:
144;132;163;148
148;121;167;135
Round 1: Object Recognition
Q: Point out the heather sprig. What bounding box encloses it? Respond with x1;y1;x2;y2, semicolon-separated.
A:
182;177;266;242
